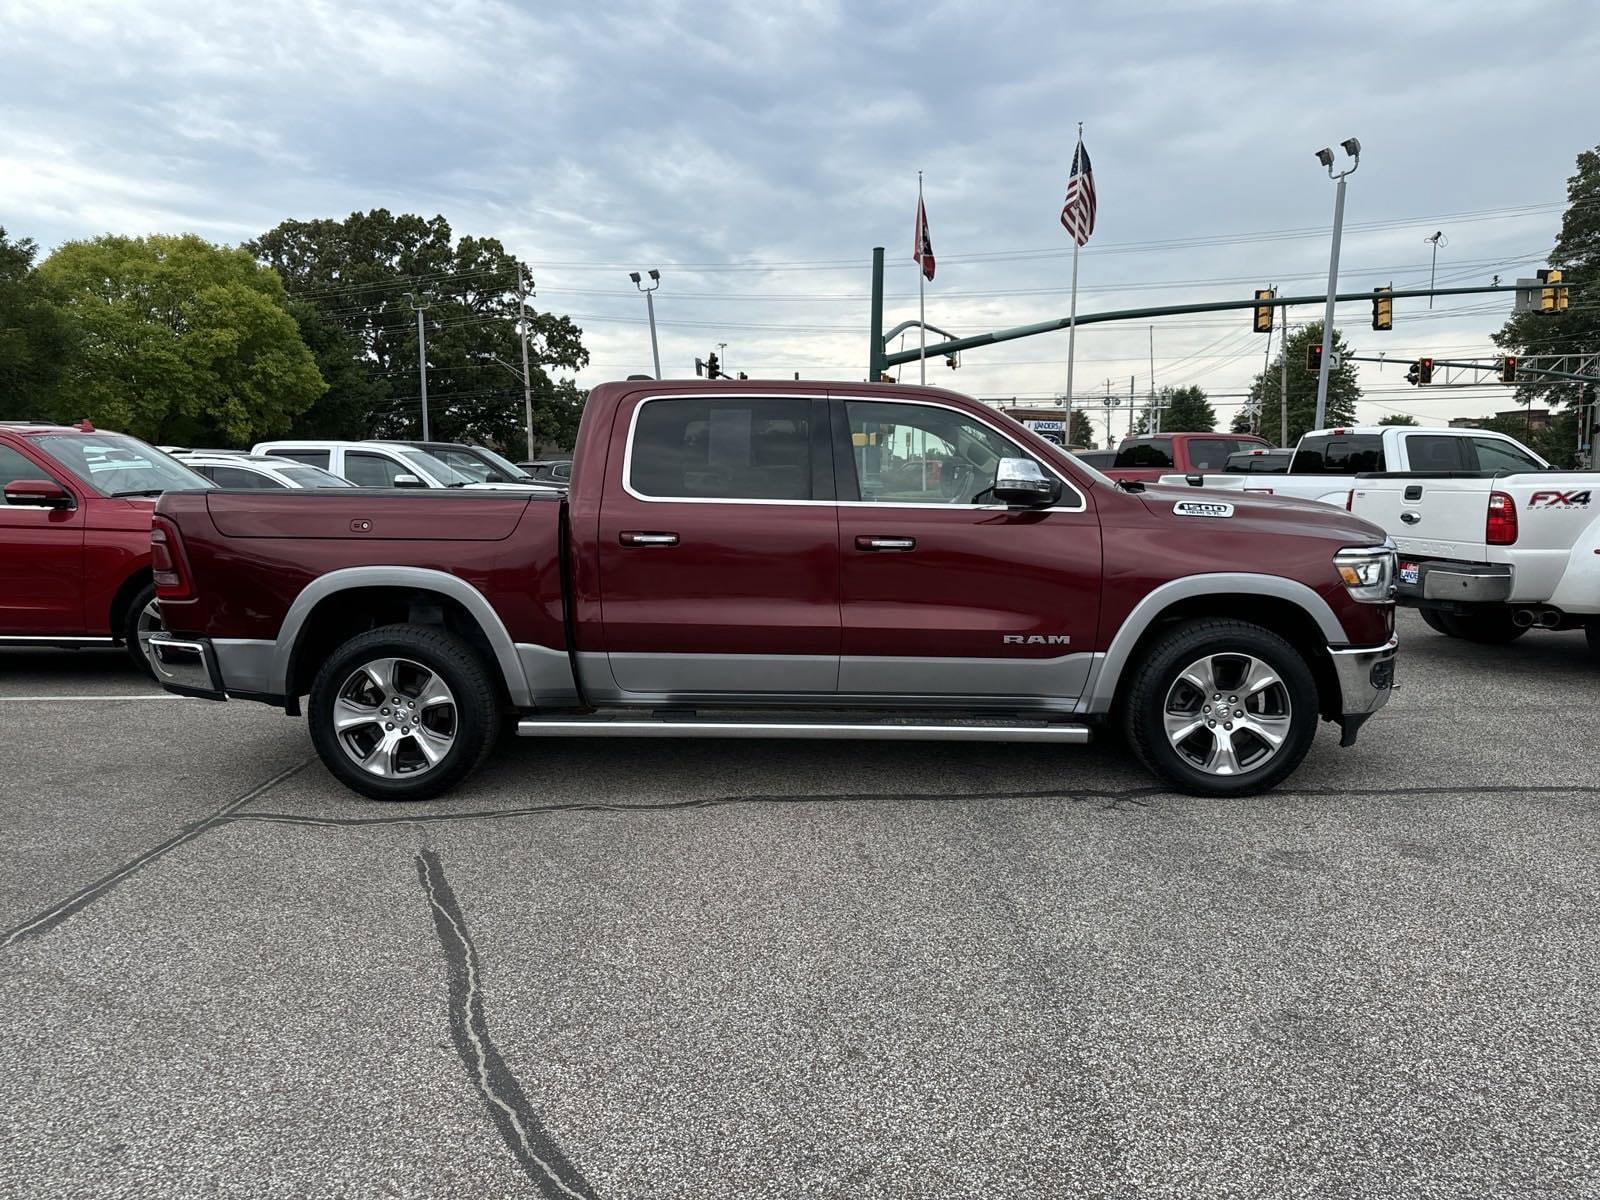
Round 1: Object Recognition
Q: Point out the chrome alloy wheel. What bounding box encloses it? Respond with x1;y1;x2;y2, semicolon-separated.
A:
135;599;164;669
332;657;458;778
1162;653;1292;777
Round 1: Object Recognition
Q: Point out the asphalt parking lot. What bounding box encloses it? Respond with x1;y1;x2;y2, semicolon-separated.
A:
2;609;1597;1200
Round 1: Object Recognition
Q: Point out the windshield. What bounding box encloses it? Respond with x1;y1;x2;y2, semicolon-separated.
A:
464;446;533;482
278;465;357;488
34;433;212;496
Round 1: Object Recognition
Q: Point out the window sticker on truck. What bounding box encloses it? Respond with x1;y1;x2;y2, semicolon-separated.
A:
1528;490;1591;508
1173;500;1235;518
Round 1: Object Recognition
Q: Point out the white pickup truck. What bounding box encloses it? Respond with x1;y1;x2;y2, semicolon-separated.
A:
1161;425;1549;507
1349;469;1599;656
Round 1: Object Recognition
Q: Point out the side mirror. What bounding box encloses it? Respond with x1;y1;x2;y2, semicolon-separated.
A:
992;458;1061;508
3;478;73;509
391;473;428;489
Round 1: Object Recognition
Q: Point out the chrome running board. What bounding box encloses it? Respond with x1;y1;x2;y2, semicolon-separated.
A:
516;717;1091;743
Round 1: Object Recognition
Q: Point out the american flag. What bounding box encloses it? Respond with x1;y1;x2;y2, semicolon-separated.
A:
1060;140;1096;246
914;194;935;281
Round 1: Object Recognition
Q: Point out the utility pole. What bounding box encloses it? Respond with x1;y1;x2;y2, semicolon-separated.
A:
515;264;536;461
1148;325;1158;435
407;289;434;439
718;342;728;379
1314;138;1360;431
1425;231;1446;309
1279;320;1290;446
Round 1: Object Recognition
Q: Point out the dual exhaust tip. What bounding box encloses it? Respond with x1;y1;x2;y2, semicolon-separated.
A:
1511;608;1563;629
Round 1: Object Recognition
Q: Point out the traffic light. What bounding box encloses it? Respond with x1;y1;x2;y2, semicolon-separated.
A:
736;371;748;380
945;353;959;369
1500;356;1517;383
705;352;720;378
1253;289;1275;334
1538;268;1568;314
1371;285;1393;331
1305;343;1322;372
1418;357;1434;385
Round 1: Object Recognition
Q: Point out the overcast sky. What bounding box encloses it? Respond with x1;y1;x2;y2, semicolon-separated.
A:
3;0;1597;441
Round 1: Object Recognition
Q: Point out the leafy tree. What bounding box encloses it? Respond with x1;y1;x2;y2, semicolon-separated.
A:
248;210;589;447
0;228;71;421
1157;385;1216;433
281;299;390;441
1378;414;1419;426
1067;410;1094;447
36;235;324;444
1493;143;1599;412
1241;322;1359;445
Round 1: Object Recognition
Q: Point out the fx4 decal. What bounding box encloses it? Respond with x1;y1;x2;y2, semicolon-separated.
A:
1528;489;1592;509
1003;634;1072;645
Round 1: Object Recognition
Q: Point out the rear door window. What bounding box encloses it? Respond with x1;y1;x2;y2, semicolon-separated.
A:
1403;435;1474;472
1112;439;1174;469
1292;434;1385;473
629;397;817;501
265;449;331;469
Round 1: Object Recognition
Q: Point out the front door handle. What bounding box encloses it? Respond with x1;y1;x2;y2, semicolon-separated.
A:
855;535;916;551
620;531;679;546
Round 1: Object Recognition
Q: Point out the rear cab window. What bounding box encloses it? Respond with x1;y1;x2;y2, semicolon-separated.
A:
1113;438;1174;469
1403;434;1474;472
1291;434;1384;474
265;449;331;469
1187;437;1265;470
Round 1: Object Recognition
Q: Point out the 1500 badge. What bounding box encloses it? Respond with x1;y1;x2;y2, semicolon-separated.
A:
1529;489;1591;508
1173;500;1235;518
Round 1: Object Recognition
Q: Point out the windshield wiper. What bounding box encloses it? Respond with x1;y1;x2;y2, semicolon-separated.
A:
1115;478;1146;492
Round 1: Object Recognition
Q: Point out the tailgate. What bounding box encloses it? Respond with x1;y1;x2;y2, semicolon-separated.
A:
1349;476;1491;561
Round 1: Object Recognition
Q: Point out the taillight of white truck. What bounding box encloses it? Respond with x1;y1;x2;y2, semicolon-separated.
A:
1486;491;1519;546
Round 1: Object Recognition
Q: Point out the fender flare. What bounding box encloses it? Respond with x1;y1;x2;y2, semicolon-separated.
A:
273;567;533;706
1081;573;1346;713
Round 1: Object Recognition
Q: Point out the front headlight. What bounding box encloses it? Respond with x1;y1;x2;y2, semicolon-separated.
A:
1334;546;1395;603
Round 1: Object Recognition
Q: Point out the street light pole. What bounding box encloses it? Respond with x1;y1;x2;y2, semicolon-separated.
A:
630;270;662;379
1313;138;1360;432
515;264;536;460
407;289;435;439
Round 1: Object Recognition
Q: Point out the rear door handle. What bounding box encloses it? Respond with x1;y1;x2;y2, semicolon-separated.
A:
855;535;915;551
620;531;678;546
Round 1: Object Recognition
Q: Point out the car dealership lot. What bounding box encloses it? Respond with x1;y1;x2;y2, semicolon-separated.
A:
2;611;1597;1199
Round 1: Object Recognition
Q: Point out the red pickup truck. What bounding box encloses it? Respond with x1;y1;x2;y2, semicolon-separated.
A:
1102;432;1274;485
1;420;211;673
149;380;1397;801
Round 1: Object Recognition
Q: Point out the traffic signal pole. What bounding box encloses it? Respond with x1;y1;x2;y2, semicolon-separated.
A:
871;280;1553;372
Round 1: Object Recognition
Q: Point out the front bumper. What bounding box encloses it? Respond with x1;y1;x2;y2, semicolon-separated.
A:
1327;635;1398;746
148;634;227;701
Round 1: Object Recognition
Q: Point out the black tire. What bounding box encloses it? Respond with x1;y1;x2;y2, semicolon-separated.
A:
1587;620;1600;663
1441;607;1527;644
122;582;161;677
1124;619;1320;798
1418;607;1454;636
307;623;500;802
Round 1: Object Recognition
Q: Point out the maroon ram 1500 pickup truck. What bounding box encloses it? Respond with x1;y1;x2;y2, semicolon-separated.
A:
149;379;1397;801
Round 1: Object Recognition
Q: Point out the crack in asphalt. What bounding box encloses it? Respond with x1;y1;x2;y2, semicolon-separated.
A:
416;850;602;1200
216;781;1600;830
1;758;312;948
220;786;1164;828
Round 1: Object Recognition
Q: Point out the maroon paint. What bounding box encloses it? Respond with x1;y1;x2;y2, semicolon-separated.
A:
1101;432;1273;486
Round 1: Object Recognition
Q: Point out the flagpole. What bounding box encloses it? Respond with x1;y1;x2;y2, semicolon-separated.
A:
918;171;927;385
1064;126;1083;445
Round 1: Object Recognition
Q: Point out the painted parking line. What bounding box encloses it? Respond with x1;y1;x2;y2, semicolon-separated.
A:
0;694;182;702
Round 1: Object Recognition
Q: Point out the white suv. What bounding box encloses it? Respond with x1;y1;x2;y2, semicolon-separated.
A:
250;441;556;492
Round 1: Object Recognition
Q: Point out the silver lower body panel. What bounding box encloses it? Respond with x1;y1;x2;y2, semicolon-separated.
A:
517;716;1091;743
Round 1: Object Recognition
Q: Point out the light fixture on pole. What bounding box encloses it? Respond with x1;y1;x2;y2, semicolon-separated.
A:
1313;137;1360;431
1424;230;1447;309
630;269;662;380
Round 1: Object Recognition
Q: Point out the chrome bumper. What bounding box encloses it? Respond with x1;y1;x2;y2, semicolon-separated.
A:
1327;635;1397;745
148;634;227;701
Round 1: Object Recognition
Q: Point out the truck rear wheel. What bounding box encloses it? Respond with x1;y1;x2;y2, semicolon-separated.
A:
307;624;500;802
1419;608;1453;636
122;583;163;678
1440;608;1526;644
1587;620;1600;663
1124;619;1319;798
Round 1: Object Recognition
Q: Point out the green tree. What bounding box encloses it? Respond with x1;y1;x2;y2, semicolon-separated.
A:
1157;385;1216;432
0;228;71;421
1068;410;1094;447
249;210;589;447
1493;143;1599;412
36;234;324;444
1241;322;1360;445
1378;414;1419;426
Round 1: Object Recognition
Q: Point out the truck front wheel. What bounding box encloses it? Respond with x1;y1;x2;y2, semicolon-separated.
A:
307;624;501;802
1124;619;1319;797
